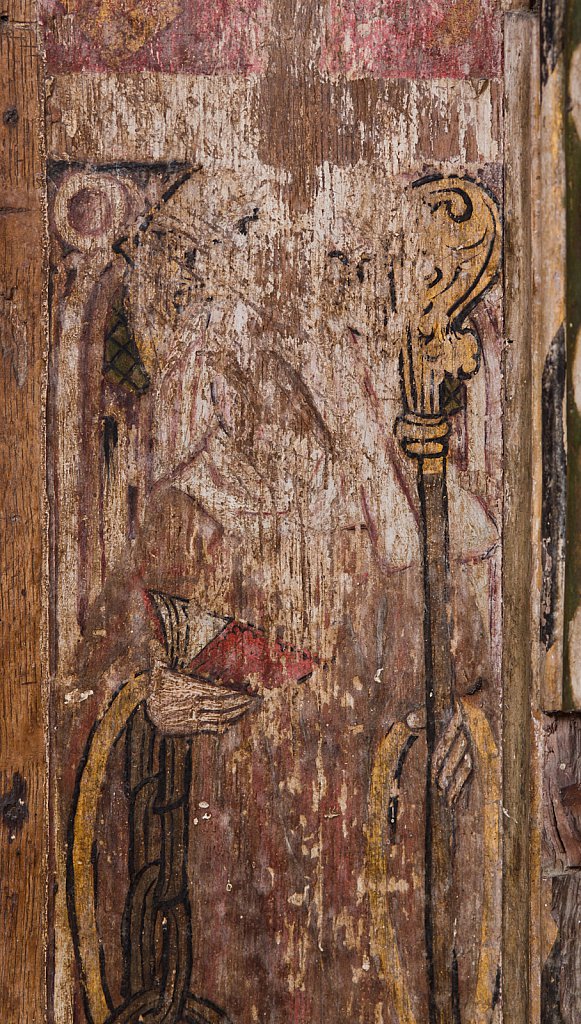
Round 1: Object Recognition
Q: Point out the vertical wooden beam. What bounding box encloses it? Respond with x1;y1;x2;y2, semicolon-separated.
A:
564;0;581;707
538;2;581;1021
503;11;539;1024
537;0;567;711
0;4;48;1023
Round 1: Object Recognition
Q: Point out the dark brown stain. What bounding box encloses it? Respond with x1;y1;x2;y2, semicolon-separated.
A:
541;325;567;649
560;781;581;819
541;931;565;1024
3;105;19;125
254;0;382;211
541;0;565;87
0;771;29;840
541;874;581;1024
102;415;119;478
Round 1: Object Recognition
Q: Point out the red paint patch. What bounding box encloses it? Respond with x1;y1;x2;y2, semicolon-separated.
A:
41;0;269;74
321;0;502;80
188;620;315;694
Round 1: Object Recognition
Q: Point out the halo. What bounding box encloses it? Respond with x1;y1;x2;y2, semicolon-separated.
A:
53;172;134;252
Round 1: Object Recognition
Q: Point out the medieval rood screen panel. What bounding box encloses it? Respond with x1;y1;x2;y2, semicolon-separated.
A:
2;1;562;1023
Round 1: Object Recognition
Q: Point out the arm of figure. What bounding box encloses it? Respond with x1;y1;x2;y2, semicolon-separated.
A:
164;346;328;530
176;427;288;528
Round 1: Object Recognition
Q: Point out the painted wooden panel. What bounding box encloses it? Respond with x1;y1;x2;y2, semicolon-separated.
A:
41;0;269;73
321;0;502;79
41;0;501;77
30;3;540;1024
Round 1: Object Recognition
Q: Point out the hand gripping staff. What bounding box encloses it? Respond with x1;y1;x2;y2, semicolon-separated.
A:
368;175;502;1024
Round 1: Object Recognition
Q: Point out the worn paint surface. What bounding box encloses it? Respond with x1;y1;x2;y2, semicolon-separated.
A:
5;2;581;1023
41;0;502;77
541;714;581;1024
564;8;581;709
47;118;505;1024
34;3;535;1024
41;0;270;73
321;0;502;79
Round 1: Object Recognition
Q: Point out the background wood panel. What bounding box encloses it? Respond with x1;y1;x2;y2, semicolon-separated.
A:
1;2;37;25
44;7;507;1021
503;12;538;1024
0;3;573;1023
0;11;48;1024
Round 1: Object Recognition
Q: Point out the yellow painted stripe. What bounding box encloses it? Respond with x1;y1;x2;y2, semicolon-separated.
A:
72;674;149;1024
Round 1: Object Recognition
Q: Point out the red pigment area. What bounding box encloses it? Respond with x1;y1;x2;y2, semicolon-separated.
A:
321;0;502;80
41;0;268;74
187;620;315;694
68;188;113;236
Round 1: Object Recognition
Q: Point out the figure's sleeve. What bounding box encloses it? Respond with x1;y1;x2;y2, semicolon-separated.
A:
163;346;331;533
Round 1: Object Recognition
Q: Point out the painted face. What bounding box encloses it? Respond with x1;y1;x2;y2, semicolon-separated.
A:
126;170;277;380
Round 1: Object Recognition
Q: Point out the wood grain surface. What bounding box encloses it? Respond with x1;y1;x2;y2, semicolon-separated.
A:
502;14;538;1024
0;6;48;1024
541;714;581;1024
44;5;507;1017
0;3;577;1023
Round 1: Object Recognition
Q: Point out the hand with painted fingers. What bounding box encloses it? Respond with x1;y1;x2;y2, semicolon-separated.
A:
146;661;260;736
432;702;474;808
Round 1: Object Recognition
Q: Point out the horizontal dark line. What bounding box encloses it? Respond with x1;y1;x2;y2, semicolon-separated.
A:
48;159;194;174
